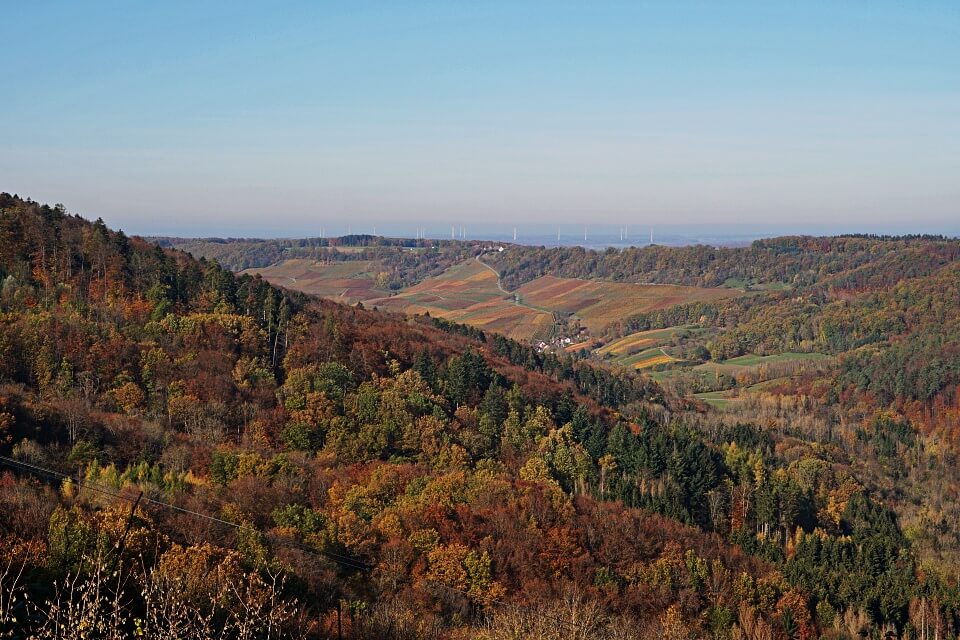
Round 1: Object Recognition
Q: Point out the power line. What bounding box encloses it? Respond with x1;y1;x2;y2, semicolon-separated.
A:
0;454;371;572
1;454;590;633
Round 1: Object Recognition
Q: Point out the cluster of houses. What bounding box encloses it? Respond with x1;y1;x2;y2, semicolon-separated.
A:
536;335;579;353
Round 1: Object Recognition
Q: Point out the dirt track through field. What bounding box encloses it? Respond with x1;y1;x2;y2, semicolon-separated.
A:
475;254;552;315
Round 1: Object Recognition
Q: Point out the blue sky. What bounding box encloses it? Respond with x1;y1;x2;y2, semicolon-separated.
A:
1;1;957;236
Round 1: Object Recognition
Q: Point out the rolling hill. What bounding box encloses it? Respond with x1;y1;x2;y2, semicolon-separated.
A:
0;194;798;638
11;198;960;638
244;253;742;343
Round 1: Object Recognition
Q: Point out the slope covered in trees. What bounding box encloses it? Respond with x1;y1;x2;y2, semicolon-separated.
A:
1;195;960;639
156;235;478;291
601;244;960;439
486;235;960;290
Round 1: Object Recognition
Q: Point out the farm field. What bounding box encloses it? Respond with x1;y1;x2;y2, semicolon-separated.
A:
367;261;740;342
621;348;677;370
564;338;595;353
722;352;830;367
240;259;385;304
598;329;832;398
643;353;829;406
366;259;556;341
694;352;830;376
515;276;737;333
694;389;741;409
243;257;743;344
647;369;682;383
597;326;696;357
596;326;720;371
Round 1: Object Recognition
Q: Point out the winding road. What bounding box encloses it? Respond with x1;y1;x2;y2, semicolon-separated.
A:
475;255;511;296
475;254;554;315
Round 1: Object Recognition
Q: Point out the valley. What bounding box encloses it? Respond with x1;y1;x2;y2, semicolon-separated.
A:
11;205;955;638
182;239;895;416
6;3;956;636
232;249;742;348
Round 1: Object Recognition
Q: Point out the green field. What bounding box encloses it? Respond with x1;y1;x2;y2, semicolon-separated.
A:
616;347;677;370
647;369;681;382
720;352;829;367
517;276;738;333
692;352;830;378
597;327;689;357
597;325;716;372
694;390;740;409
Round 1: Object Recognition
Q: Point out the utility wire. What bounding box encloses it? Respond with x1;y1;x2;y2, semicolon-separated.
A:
0;454;371;572
1;454;590;632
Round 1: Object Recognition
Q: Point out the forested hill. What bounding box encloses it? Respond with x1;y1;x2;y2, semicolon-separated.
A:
486;235;960;289
154;234;478;290
596;241;960;440
156;233;960;294
2;193;960;639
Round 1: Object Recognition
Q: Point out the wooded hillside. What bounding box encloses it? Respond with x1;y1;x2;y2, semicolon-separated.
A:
1;195;959;639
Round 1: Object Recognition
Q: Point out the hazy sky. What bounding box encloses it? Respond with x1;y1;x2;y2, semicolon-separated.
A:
2;1;958;236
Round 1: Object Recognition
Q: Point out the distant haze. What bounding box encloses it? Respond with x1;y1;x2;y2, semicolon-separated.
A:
2;2;957;235
154;222;960;251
